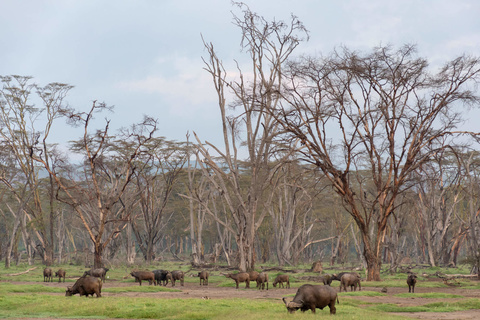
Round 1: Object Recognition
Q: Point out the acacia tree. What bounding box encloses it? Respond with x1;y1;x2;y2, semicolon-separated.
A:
273;46;480;280
129;137;187;264
193;3;308;271
0;75;72;266
412;150;465;267
32;101;157;268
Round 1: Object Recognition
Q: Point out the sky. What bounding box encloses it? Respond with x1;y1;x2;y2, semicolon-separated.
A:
1;0;479;151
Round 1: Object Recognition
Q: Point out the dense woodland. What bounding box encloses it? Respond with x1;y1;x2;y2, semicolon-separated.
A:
1;4;480;281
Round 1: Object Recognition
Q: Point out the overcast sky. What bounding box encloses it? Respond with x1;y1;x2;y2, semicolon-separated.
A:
1;0;479;149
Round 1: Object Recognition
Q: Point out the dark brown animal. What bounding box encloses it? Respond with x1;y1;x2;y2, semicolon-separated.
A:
168;270;184;287
340;273;361;292
225;272;250;289
153;269;170;286
55;269;66;283
83;267;109;283
248;270;259;282
407;274;417;293
273;274;290;288
130;271;155;286
198;271;209;286
331;271;360;282
321;274;333;286
43;268;52;282
256;272;269;290
283;284;339;314
65;276;102;298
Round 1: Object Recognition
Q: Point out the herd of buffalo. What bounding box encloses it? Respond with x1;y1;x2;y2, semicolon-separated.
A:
41;267;418;314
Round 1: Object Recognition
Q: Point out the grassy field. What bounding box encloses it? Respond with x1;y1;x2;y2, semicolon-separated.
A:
1;262;480;319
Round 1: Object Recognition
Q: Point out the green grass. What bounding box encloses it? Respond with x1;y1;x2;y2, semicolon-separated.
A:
0;294;411;320
369;298;480;313
339;291;386;297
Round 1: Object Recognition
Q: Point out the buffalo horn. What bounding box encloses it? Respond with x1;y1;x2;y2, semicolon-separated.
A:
287;301;302;308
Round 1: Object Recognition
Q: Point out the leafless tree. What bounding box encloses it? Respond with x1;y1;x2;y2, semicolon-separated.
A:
31;101;157;268
194;3;308;271
0;75;73;266
273;45;480;280
129;137;187;264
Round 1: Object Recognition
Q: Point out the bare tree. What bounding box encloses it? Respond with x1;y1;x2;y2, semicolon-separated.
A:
273;46;480;280
412;150;464;267
194;3;308;271
0;75;73;265
31;101;157;268
129;137;187;264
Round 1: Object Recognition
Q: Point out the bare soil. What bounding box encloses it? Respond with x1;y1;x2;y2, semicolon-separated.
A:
7;278;480;320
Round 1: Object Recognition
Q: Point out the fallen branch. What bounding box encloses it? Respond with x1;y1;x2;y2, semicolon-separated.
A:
5;266;38;276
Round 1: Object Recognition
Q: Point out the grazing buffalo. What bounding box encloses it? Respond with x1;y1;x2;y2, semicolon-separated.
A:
153;269;170;286
256;272;269;290
66;276;102;298
283;284;339;314
43;268;52;282
198;271;209;286
407;274;417;293
168;270;185;287
83;267;109;283
55;269;66;283
224;272;250;289
273;274;290;289
130;271;155;286
340;273;361;292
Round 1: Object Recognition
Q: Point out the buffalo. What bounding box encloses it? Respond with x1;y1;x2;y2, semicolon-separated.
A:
66;276;102;298
273;274;290;289
55;269;66;283
321;274;333;286
407;274;417;293
153;269;170;286
130;271;155;286
331;271;360;282
256;272;269;290
43;268;52;282
283;284;339;314
168;270;185;287
198;271;209;286
340;273;361;292
248;270;259;282
224;272;250;289
83;267;109;283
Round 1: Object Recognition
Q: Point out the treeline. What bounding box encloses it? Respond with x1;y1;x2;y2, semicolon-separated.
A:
1;4;480;280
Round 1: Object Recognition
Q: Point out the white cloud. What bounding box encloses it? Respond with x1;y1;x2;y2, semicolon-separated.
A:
116;56;217;116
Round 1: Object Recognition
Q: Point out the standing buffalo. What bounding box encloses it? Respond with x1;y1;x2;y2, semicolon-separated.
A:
256;272;269;290
43;268;52;282
83;267;109;283
321;274;333;286
340;273;361;292
407;274;417;293
331;272;360;282
130;271;155;286
55;269;66;283
273;274;290;288
168;270;185;287
283;284;339;314
66;276;102;298
198;271;209;286
153;269;170;286
224;272;250;289
248;271;259;282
